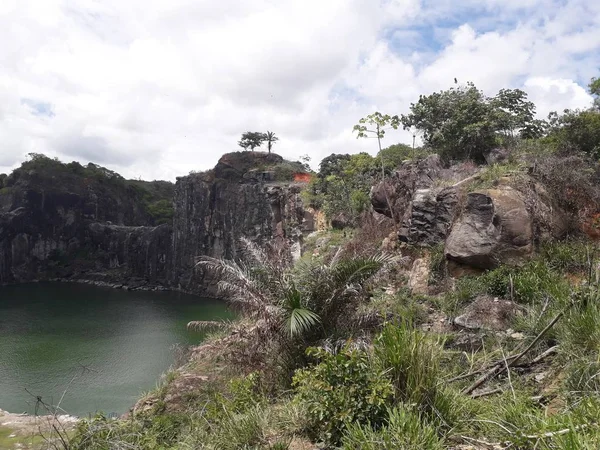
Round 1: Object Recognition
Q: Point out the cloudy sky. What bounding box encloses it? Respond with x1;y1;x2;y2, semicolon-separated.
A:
1;0;598;180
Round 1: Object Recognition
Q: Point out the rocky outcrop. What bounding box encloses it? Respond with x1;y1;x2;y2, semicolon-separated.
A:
445;187;533;269
371;154;443;221
371;155;463;246
171;170;311;293
0;153;314;295
0;159;174;285
405;187;459;245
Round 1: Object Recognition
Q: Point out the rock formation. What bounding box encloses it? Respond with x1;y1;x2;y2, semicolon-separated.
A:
0;153;314;294
445;188;534;269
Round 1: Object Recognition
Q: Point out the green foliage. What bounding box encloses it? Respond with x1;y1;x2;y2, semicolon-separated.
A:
237;131;279;153
264;130;279;154
271;160;309;182
353;112;400;140
238;131;266;151
401;82;542;162
71;412;189;449
292;346;394;445
146;199;174;225
468;161;524;190
341;406;444;450
546;109;600;158
374;324;442;413
541;240;591;273
428;244;447;285
378;142;428;169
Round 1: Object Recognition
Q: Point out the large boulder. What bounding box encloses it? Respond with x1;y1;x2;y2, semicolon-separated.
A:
445;187;533;269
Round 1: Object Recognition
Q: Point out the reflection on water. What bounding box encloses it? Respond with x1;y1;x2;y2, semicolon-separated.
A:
0;282;231;417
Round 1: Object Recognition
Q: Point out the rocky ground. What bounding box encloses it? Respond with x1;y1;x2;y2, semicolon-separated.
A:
0;409;78;450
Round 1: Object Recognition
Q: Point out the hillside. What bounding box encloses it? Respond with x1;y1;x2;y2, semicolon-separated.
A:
5;79;600;449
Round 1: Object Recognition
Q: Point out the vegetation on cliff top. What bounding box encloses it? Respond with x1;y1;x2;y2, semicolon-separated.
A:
1;153;175;226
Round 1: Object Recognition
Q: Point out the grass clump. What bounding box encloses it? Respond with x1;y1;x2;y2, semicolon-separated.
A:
341;406;444;450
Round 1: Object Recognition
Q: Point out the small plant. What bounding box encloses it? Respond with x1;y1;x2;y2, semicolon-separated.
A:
292;345;393;446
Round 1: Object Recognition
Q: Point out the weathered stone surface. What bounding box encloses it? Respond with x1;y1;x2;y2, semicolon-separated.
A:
170;171;311;294
445;187;533;269
454;295;518;331
408;257;430;295
406;187;459;245
370;154;443;220
483;147;510;165
331;212;352;229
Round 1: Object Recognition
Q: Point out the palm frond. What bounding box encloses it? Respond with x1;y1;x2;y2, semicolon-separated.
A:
281;284;320;338
238;237;270;268
286;308;321;338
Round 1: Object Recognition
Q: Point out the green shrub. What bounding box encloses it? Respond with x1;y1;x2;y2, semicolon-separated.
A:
292;345;393;446
341;406;443;450
512;261;570;304
146;199;174;225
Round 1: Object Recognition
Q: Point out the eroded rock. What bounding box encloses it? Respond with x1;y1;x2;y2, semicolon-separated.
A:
445;187;533;269
454;295;518;331
408;257;430;295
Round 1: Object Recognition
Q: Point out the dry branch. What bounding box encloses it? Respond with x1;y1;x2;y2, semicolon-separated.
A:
462;308;565;395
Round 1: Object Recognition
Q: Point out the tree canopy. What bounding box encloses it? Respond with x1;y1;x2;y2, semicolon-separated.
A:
400;82;542;162
238;131;265;151
237;131;280;153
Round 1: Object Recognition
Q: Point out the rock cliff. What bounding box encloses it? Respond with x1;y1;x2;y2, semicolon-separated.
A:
0;153;313;295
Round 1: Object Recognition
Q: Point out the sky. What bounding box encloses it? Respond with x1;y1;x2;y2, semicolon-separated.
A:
0;0;599;181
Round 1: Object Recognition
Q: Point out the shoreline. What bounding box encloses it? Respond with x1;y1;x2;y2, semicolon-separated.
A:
0;276;220;300
0;408;79;446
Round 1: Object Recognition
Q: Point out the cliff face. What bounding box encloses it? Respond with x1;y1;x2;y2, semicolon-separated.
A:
0;153;313;294
171;155;312;293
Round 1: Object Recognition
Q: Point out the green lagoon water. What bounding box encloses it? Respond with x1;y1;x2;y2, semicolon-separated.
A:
0;282;232;417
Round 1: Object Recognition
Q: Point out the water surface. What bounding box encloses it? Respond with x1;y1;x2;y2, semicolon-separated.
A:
0;283;231;417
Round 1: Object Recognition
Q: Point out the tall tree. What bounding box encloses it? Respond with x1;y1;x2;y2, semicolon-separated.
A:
353;112;400;224
238;131;265;151
264;131;279;153
353;112;400;179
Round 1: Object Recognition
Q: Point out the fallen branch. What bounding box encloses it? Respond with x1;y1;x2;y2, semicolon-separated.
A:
451;172;482;189
462;309;565;395
514;345;559;367
523;423;591;440
446;355;518;383
471;387;503;399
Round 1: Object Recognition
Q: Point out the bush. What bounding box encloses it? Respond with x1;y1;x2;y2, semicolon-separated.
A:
292;346;393;445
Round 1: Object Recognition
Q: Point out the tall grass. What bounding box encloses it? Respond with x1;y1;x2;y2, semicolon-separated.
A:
374;323;442;412
342;406;444;450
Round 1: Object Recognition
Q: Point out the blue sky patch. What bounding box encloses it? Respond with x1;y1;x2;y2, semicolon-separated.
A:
21;98;55;118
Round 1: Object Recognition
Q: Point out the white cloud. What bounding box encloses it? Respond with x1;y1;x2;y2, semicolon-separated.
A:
0;0;598;179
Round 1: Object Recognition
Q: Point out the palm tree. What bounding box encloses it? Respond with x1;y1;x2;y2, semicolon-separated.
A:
189;239;393;344
264;131;279;154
